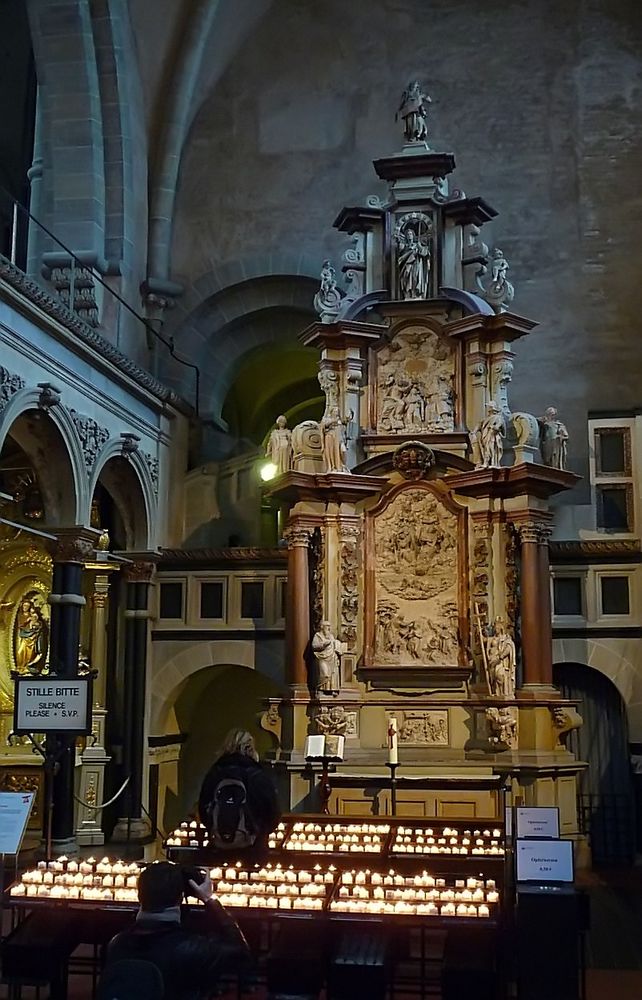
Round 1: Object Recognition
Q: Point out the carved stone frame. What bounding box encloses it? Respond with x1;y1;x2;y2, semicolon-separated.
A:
362;480;469;671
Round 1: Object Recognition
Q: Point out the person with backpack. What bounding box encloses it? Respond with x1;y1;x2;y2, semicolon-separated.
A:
198;728;281;852
101;861;250;1000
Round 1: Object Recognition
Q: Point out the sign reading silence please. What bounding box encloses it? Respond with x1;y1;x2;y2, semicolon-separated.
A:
13;676;92;735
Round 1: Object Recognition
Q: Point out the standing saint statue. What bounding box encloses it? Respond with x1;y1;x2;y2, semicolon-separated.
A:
394;214;432;300
321;406;350;473
471;402;506;469
396;81;431;143
312;621;345;694
485;618;516;699
539;406;569;471
266;415;293;476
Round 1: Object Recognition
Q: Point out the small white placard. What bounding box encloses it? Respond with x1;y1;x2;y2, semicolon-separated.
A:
14;677;92;734
516;838;574;884
516;806;560;840
0;792;35;855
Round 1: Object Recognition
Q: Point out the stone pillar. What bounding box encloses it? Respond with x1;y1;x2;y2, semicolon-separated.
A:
284;525;311;691
89;570;114;709
516;521;555;693
46;533;94;855
113;561;155;842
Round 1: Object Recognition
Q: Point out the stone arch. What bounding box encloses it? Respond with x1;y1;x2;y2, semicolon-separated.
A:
152;639;258;733
552;637;637;707
162;269;319;420
89;442;155;550
0;388;86;524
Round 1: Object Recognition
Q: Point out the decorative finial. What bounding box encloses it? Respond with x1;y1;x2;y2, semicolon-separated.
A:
97;528;110;551
396;81;431;145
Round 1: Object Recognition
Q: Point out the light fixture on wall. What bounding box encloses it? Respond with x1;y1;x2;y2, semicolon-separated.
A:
260;461;278;482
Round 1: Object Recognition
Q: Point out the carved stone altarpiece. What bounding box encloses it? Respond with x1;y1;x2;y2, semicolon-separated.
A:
368;485;461;667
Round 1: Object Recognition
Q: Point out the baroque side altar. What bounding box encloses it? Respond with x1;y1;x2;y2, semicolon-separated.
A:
265;85;583;833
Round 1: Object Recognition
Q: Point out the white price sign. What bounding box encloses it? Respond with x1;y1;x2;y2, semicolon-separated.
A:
0;792;35;855
516;838;574;884
516;807;560;840
13;676;92;735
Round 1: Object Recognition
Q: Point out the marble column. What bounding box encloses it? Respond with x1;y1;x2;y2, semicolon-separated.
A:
284;525;312;690
536;525;554;688
516;521;553;691
113;560;154;841
46;533;93;855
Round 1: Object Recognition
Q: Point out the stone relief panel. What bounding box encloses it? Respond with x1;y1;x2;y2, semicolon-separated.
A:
314;705;359;739
376;326;455;435
68;409;110;473
388;710;449;746
0;366;26;411
372;487;460;666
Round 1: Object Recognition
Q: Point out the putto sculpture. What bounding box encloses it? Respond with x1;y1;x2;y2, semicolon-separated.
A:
476;247;514;314
539;406;569;471
314;260;343;323
396;81;431;144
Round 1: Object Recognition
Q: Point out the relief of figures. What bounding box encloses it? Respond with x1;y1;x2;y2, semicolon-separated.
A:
376;328;455;434
394;710;449;746
373;488;460;666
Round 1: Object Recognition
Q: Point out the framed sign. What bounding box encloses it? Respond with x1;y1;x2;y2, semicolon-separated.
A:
0;792;35;855
515;838;574;884
13;675;93;736
516;806;560;840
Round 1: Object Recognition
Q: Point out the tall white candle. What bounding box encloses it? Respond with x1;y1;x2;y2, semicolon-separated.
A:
388;716;398;765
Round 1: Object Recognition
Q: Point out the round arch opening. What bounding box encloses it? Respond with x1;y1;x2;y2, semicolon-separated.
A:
162;663;282;832
0;408;77;526
91;455;150;551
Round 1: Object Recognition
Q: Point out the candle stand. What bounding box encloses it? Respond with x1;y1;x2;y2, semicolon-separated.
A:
385;761;398;816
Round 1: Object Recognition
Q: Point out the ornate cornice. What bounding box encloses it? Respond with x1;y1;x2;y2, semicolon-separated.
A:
0;254;192;415
551;539;641;561
158;547;287;569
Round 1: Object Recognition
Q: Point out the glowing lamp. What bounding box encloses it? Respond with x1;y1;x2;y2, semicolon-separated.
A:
260;462;278;482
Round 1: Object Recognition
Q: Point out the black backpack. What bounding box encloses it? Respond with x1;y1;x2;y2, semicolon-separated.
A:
207;766;257;849
98;958;164;1000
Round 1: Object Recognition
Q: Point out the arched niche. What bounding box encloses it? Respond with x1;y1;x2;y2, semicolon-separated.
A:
90;452;152;552
162;663;282;831
0;406;80;526
554;661;635;865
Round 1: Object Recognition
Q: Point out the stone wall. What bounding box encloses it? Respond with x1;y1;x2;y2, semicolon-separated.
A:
169;0;642;495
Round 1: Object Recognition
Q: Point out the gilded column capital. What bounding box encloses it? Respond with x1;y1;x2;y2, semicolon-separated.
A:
537;524;553;545
50;528;101;564
123;560;156;583
283;524;313;549
514;521;541;545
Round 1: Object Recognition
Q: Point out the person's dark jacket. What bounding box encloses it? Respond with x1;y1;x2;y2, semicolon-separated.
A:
198;752;281;844
106;899;250;1000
